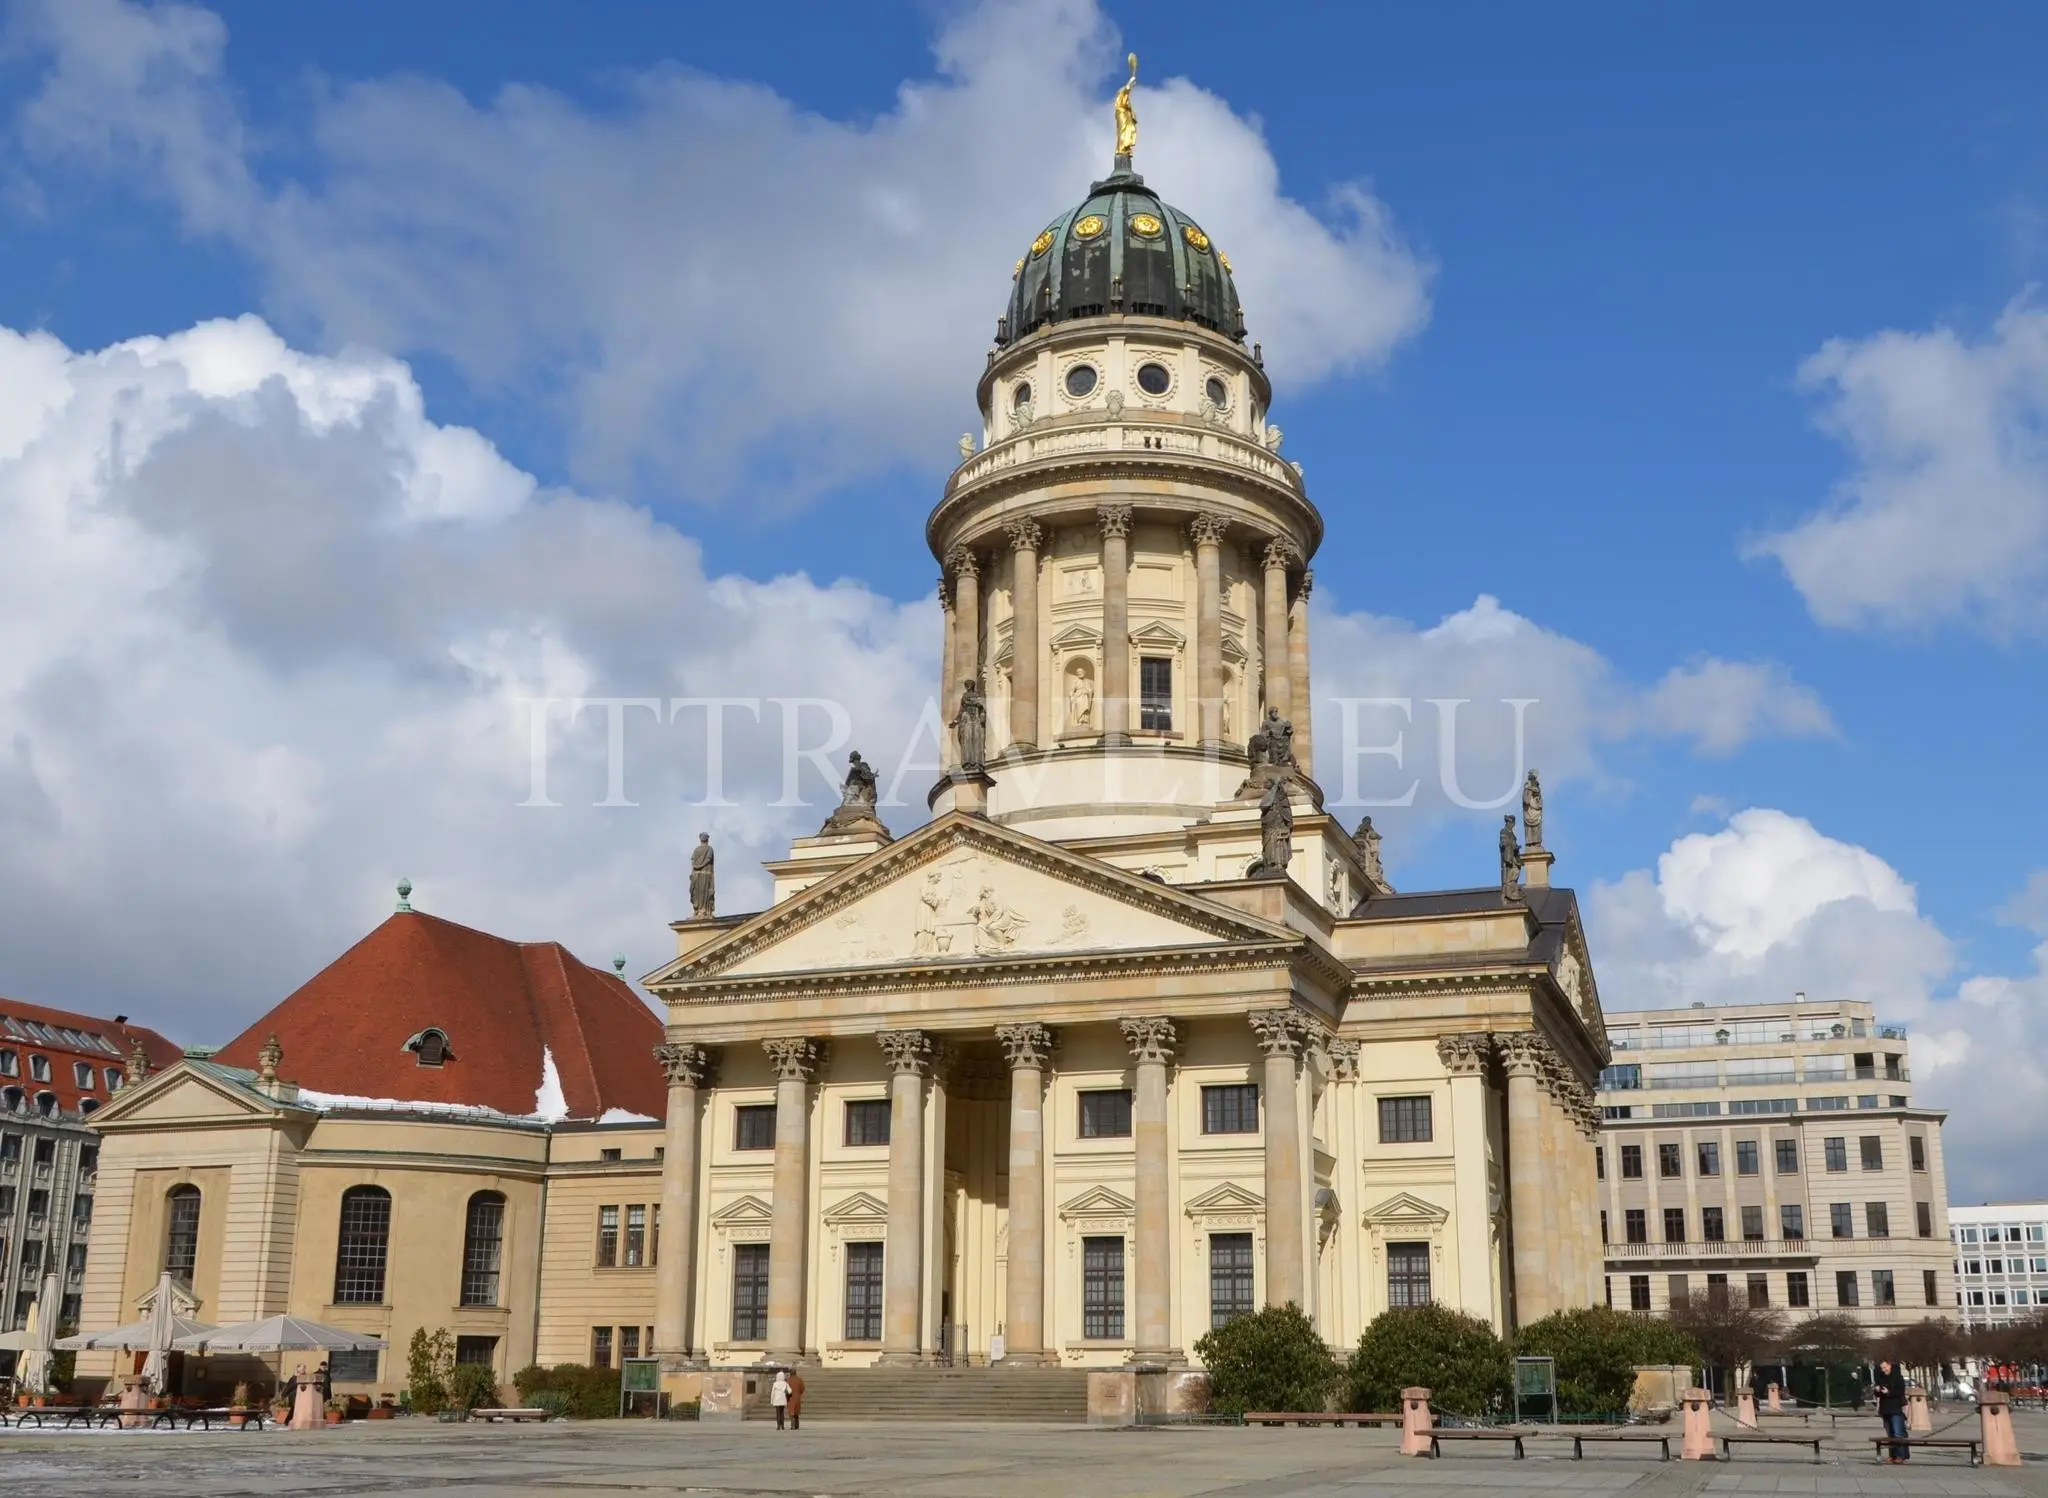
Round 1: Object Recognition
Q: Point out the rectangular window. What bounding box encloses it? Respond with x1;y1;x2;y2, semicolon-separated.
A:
1787;1271;1810;1308
1824;1137;1847;1172
1624;1209;1647;1243
330;1349;378;1383
608;1327;633;1364
1917;1201;1933;1238
1387;1242;1431;1308
72;1061;91;1089
1702;1206;1725;1242
1138;656;1173;732
844;1099;891;1147
1377;1096;1433;1144
1658;1142;1682;1178
1668;1273;1689;1305
1628;1275;1651;1311
1079;1089;1133;1139
1872;1269;1896;1307
454;1335;497;1368
843;1241;884;1341
1620;1145;1643;1180
731;1243;770;1341
28;1056;47;1082
1697;1142;1720;1176
1781;1204;1805;1240
1830;1203;1854;1239
1741;1205;1764;1241
1595;1147;1605;1180
0;1054;14;1078
1776;1139;1800;1174
1663;1207;1686;1244
1202;1085;1260;1136
1866;1202;1889;1239
624;1204;648;1266
1924;1269;1940;1307
1082;1236;1125;1339
591;1326;614;1369
1705;1273;1729;1306
734;1105;776;1151
1860;1136;1884;1171
1747;1273;1770;1308
461;1195;505;1307
1836;1270;1860;1307
1736;1140;1760;1176
1600;1063;1642;1090
332;1190;390;1305
596;1205;620;1267
1209;1232;1255;1328
1600;1210;1608;1244
1909;1135;1926;1171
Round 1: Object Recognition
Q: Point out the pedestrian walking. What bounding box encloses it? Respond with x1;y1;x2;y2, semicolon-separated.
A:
786;1370;804;1431
770;1369;790;1431
1875;1358;1909;1463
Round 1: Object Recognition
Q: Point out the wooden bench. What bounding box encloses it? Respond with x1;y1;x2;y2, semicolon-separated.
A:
1719;1433;1824;1462
1243;1411;1399;1428
1570;1431;1670;1460
1756;1410;1813;1424
11;1405;119;1429
1869;1436;1981;1465
1429;1430;1525;1459
180;1407;268;1430
473;1408;551;1423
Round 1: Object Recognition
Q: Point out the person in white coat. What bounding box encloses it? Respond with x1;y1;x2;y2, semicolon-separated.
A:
770;1369;790;1431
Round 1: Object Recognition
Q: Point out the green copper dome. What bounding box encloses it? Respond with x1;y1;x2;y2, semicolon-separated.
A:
998;162;1246;346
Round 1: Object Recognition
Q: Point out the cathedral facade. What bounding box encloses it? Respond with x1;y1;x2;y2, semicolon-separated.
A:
640;144;1610;1373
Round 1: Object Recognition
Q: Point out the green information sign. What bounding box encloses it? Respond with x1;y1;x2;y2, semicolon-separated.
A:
620;1357;661;1394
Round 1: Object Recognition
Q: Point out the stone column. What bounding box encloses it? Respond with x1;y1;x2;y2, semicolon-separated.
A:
1249;1009;1308;1310
874;1031;934;1364
1099;505;1133;743
1120;1015;1179;1362
1288;569;1313;774
653;1042;715;1361
1188;513;1227;748
1545;1061;1586;1314
947;547;981;768
938;572;956;761
996;1022;1056;1365
1498;1031;1555;1328
1261;539;1295;725
1436;1034;1496;1321
1005;520;1042;752
762;1037;824;1362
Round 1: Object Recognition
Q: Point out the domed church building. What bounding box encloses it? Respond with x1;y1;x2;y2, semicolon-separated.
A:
640;108;1610;1381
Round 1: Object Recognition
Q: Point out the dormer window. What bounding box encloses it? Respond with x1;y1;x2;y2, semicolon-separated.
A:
404;1028;455;1067
28;1056;49;1082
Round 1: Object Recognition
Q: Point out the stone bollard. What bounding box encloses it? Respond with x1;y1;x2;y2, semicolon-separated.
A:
1908;1384;1932;1435
1737;1387;1758;1427
1766;1382;1782;1412
1400;1387;1434;1457
1681;1387;1715;1461
1980;1389;2021;1467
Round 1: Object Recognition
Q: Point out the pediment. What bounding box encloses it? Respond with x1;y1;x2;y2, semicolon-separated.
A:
821;1191;889;1226
1184;1182;1264;1217
1129;620;1185;648
653;814;1296;986
91;1064;281;1128
1048;622;1102;650
1059;1185;1135;1219
1360;1190;1449;1227
709;1195;773;1227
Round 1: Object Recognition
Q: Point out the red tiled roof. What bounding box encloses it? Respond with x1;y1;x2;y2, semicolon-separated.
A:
212;911;665;1120
0;996;180;1114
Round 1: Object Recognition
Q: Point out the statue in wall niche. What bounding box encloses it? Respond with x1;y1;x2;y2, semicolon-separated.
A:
688;832;716;919
953;678;988;771
1252;778;1293;879
1219;681;1234;741
1353;815;1385;886
1522;769;1544;848
1066;670;1095;730
1499;814;1523;902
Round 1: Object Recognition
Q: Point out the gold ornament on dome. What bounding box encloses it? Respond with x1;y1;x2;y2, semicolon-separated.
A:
1012;258;1024;279
1129;212;1163;238
1183;224;1211;251
1073;213;1106;240
1030;228;1056;257
1115;53;1139;159
1218;250;1233;272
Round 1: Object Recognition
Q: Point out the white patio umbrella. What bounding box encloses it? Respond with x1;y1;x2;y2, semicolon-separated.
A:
14;1272;59;1393
54;1272;214;1394
172;1316;387;1354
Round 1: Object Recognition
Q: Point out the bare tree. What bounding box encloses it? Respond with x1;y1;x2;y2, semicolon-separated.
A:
1873;1317;1961;1389
1667;1291;1787;1387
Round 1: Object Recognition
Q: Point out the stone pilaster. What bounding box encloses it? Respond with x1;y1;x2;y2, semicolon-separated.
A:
1188;512;1228;747
947;548;981;769
1288;568;1313;773
996;1022;1056;1365
1249;1008;1309;1310
1099;506;1133;743
874;1030;935;1364
938;572;956;761
1005;520;1042;751
1260;539;1296;725
1436;1033;1497;1323
1120;1015;1179;1363
653;1042;715;1362
762;1037;825;1362
1497;1031;1555;1328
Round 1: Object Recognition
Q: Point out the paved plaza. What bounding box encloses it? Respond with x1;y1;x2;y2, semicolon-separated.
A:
2;1417;2047;1498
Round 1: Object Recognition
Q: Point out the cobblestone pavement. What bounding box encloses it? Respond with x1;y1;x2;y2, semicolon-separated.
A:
2;1417;2046;1497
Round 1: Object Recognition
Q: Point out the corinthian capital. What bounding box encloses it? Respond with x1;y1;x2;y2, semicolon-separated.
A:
875;1029;937;1076
1004;518;1043;553
1494;1030;1556;1080
995;1022;1057;1070
762;1037;826;1083
1097;504;1134;539
653;1042;716;1089
1119;1015;1178;1066
947;546;981;580
1435;1033;1493;1077
1261;537;1300;573
1325;1037;1361;1081
1296;568;1314;603
1187;511;1228;547
1248;1007;1308;1059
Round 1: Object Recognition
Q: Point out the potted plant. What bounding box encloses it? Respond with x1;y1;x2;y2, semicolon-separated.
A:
228;1381;250;1428
368;1391;395;1419
324;1396;346;1425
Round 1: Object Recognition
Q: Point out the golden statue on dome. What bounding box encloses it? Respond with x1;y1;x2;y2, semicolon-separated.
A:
1114;52;1138;160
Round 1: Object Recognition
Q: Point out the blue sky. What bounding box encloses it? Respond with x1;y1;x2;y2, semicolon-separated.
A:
2;0;2046;1196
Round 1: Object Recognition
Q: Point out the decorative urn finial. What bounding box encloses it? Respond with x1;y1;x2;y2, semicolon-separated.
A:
395;878;413;913
257;1033;282;1085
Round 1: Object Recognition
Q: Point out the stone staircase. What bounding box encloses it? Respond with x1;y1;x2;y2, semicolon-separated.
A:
791;1365;1092;1423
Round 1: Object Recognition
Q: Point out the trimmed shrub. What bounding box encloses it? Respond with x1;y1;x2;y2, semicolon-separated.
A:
1347;1304;1509;1418
407;1328;454;1416
447;1362;500;1411
1194;1303;1341;1416
1512;1306;1696;1417
511;1363;621;1420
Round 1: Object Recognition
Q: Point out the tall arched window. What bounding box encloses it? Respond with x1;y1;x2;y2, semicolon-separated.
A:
163;1185;201;1281
332;1186;392;1304
460;1191;505;1307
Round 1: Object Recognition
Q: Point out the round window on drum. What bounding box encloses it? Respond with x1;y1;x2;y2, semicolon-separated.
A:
1204;376;1229;409
1136;362;1172;397
1012;381;1033;408
1064;364;1098;398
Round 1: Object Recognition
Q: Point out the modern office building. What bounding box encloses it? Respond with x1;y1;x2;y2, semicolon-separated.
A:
1949;1203;2048;1329
1598;996;1953;1333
